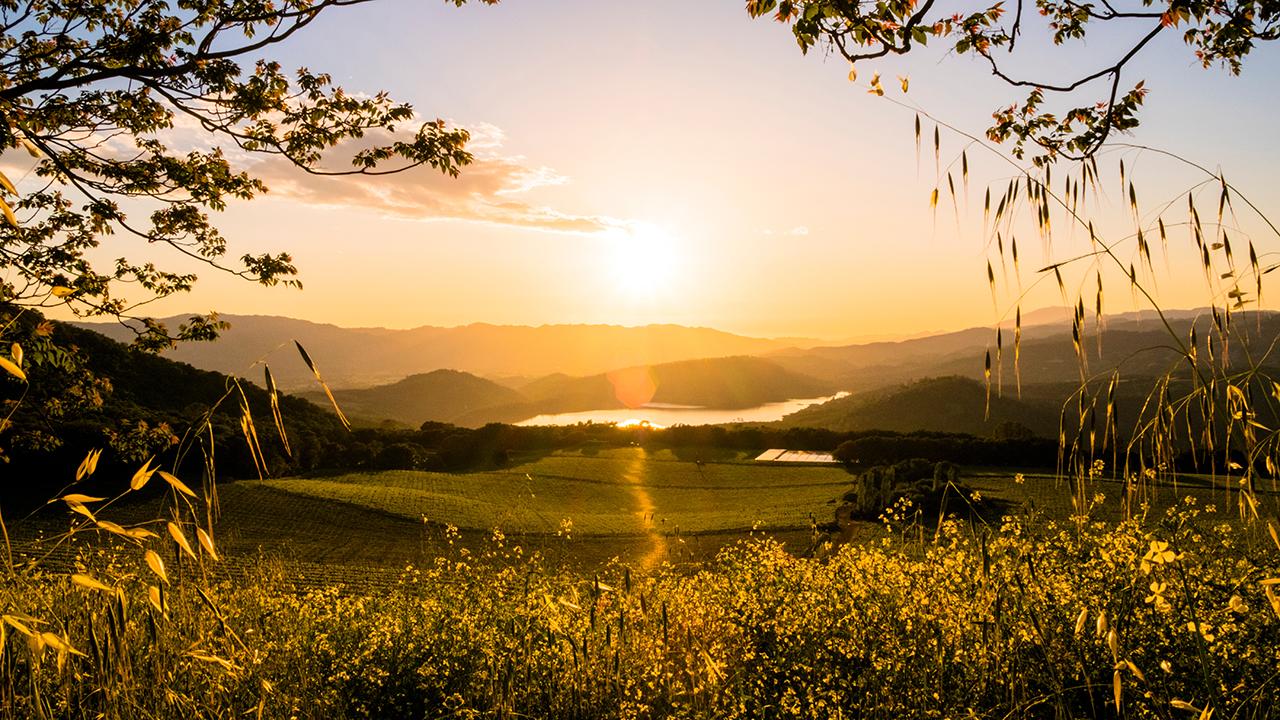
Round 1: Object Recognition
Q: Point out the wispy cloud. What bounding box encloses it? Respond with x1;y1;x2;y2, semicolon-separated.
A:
249;122;630;234
1;118;634;235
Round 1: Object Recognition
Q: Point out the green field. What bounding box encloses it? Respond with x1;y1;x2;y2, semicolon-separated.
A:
215;448;847;570
206;450;1279;573
20;449;1275;583
8;449;849;578
250;448;849;536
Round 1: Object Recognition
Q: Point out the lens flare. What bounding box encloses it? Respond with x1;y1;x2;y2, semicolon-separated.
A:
607;366;658;408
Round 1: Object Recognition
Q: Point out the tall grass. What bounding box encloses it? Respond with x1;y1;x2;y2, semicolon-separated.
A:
2;503;1278;718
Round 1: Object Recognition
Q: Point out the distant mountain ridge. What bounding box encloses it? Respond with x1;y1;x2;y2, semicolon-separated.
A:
770;309;1280;437
75;315;829;391
71;307;1277;433
305;356;838;427
767;308;1274;389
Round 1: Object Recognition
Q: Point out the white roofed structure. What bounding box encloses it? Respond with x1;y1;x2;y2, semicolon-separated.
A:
753;449;839;464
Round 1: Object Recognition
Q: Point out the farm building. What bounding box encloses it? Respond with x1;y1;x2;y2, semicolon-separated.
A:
754;449;839;464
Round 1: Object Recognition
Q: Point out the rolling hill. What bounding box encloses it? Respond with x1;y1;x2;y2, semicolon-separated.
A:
75;315;824;391
300;370;525;427
1;317;347;505
778;376;1062;437
769;309;1277;389
772;311;1280;437
353;356;839;427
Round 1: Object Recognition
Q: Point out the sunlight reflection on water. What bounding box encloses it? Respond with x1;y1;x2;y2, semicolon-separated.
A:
516;392;849;428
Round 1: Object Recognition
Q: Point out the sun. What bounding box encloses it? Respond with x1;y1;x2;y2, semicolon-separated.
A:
610;224;681;299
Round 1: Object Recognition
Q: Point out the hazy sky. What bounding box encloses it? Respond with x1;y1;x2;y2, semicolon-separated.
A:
59;0;1280;339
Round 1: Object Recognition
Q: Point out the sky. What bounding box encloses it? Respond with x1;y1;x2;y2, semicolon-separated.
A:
42;0;1280;339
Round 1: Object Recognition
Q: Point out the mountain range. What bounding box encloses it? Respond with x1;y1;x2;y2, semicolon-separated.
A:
76;308;1280;437
306;356;836;427
75;316;825;391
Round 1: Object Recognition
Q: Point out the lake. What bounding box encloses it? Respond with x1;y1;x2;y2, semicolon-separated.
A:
516;393;849;428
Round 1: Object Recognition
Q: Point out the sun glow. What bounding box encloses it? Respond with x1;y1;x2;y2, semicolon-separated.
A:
616;418;665;429
610;225;681;298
